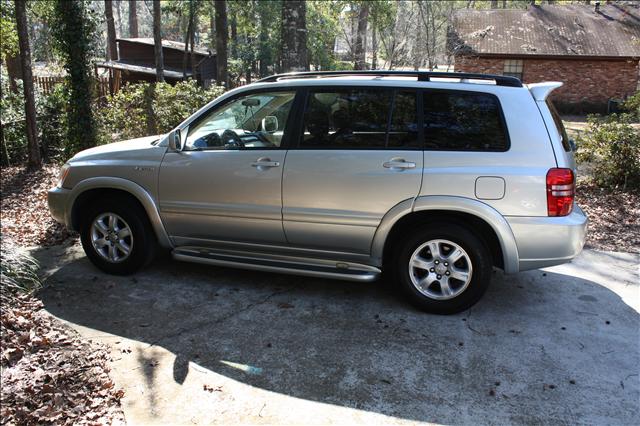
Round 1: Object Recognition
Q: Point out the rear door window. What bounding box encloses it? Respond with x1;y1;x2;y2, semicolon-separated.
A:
388;91;419;148
299;88;419;149
423;91;509;151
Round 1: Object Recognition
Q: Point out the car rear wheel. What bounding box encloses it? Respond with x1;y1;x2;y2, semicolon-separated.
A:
394;223;492;314
80;197;156;275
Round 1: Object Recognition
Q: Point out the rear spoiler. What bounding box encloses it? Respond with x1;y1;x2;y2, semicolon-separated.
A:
526;82;563;101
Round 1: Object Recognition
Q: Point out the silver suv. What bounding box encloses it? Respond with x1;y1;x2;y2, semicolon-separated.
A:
48;71;588;314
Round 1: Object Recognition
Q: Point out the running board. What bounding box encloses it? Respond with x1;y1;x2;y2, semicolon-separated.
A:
172;247;381;282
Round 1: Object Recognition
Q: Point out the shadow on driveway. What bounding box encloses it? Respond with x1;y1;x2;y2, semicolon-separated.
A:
38;247;639;424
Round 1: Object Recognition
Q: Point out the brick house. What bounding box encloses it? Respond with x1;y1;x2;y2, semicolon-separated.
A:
449;3;640;112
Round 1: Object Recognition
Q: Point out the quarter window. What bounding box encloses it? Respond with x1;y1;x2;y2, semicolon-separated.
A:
503;59;523;80
299;89;418;149
423;91;509;152
546;99;571;152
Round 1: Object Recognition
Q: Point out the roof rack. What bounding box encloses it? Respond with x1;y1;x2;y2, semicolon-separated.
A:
256;70;523;88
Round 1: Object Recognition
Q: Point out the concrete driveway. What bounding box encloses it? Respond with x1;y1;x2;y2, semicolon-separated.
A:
36;243;639;425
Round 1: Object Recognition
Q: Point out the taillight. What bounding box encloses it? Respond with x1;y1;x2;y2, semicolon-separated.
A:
546;168;574;216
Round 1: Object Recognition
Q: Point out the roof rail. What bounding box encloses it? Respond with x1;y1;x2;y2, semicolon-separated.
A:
256;70;523;88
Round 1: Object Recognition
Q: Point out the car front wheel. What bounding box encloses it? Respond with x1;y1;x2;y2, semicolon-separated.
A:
394;223;492;314
80;197;156;275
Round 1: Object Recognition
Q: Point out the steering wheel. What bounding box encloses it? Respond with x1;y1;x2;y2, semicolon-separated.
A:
221;129;244;148
193;132;222;148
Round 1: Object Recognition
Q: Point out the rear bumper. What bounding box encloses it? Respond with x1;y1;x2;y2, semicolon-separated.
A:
506;204;588;271
48;186;72;228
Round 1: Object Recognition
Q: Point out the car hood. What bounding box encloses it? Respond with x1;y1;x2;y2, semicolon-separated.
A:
69;135;163;162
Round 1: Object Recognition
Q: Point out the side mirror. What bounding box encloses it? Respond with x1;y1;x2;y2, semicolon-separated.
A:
569;138;577;152
169;129;182;151
262;116;278;133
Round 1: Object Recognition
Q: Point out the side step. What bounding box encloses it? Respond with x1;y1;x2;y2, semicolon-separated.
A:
172;247;381;282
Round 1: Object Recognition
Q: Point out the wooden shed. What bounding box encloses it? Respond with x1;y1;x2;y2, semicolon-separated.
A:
96;37;217;91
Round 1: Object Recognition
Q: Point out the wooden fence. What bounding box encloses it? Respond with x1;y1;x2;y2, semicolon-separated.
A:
34;76;111;97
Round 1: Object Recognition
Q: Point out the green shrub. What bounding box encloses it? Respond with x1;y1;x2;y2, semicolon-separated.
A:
0;72;68;165
0;75;27;165
0;238;41;305
98;80;225;142
576;113;640;190
622;91;640;121
38;83;69;162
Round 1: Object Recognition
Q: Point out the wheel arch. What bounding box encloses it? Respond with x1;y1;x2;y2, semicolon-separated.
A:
67;177;172;248
372;196;519;273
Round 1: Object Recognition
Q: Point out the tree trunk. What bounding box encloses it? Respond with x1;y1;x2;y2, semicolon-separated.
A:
413;7;422;71
5;54;22;93
153;0;165;82
281;0;308;72
491;0;498;8
502;0;507;7
0;62;10;165
53;0;98;154
258;4;269;77
14;0;41;169
209;6;215;50
215;0;228;87
245;64;252;84
354;3;369;70
182;0;194;79
230;12;237;59
115;0;123;37
371;14;378;69
128;0;138;37
105;0;118;60
190;10;198;76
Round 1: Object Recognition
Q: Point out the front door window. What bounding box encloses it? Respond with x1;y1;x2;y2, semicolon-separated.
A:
185;91;296;150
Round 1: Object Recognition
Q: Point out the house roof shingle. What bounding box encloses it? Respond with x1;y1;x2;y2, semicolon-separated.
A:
96;61;192;79
450;3;640;58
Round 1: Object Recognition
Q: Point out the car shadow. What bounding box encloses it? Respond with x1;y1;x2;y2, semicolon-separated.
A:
38;250;639;424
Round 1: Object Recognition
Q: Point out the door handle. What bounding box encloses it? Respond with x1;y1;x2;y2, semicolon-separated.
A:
251;157;280;169
383;159;416;170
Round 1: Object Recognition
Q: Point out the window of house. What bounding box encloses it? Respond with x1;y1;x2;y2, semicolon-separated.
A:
299;89;419;149
503;59;523;80
422;91;509;152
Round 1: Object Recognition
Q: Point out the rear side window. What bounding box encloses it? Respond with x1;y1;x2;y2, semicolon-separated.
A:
423;91;509;152
389;91;419;148
546;99;571;152
299;88;419;149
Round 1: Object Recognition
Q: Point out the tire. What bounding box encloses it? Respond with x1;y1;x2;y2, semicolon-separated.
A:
392;223;492;315
79;196;157;275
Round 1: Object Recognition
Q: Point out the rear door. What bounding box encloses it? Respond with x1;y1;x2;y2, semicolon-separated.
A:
282;87;423;254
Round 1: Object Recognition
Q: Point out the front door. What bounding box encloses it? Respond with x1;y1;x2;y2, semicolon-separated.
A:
282;87;423;254
159;90;297;247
